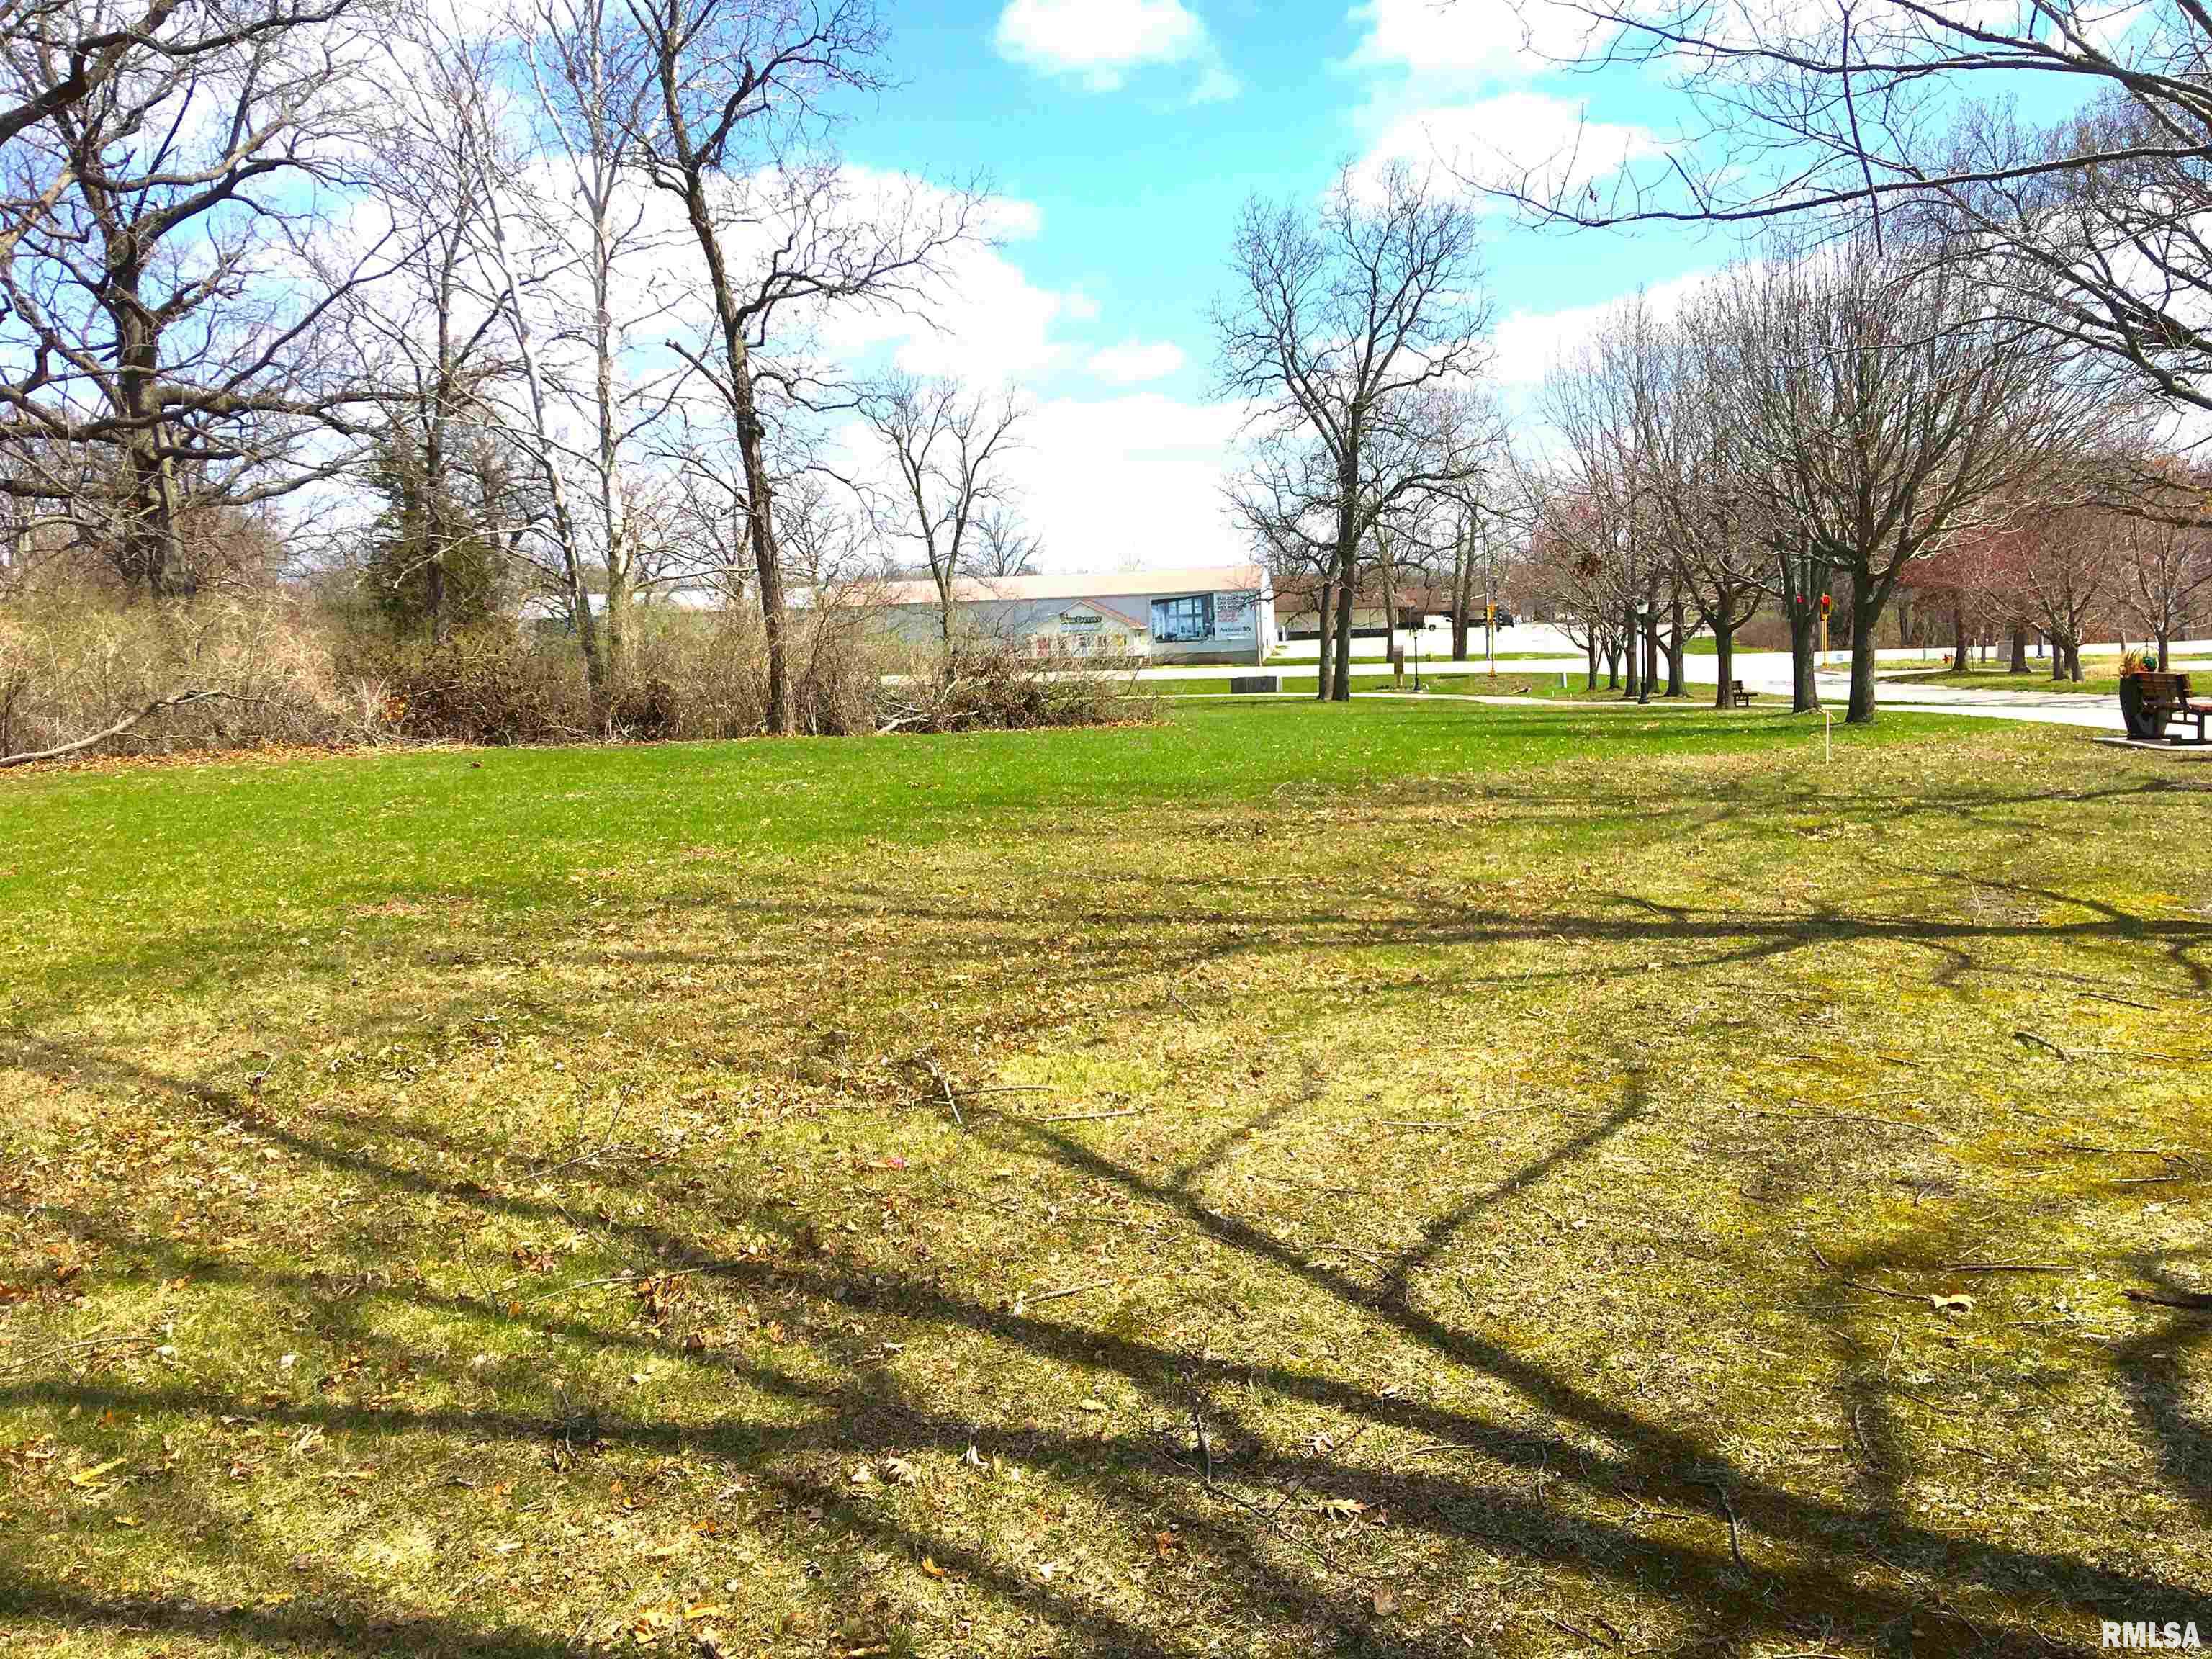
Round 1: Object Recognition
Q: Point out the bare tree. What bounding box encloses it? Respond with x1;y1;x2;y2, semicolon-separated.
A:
1645;287;1765;707
621;0;979;734
1712;235;2126;721
1;0;385;594
2113;459;2212;663
1482;0;2212;431
1228;433;1340;697
2005;508;2118;683
1526;470;1627;691
969;502;1040;579
510;0;685;679
859;373;1026;644
1540;292;1662;702
1214;160;1496;701
343;14;519;641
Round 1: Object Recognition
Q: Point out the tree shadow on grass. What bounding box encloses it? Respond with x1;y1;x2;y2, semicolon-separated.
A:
5;1040;2201;1656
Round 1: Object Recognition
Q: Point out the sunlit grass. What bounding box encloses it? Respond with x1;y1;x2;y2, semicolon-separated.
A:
3;701;2208;1658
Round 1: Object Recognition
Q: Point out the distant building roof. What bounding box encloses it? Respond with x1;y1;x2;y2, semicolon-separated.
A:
868;563;1267;610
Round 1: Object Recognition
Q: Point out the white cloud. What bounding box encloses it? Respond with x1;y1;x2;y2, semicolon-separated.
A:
1012;394;1252;570
1491;266;1715;385
1352;92;1663;207
994;0;1236;99
785;178;1083;386
1191;63;1243;103
1344;0;1597;89
997;0;1202;84
1087;339;1188;385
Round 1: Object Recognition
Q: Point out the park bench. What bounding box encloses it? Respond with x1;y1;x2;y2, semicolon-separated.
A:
2138;671;2212;743
1730;680;1757;709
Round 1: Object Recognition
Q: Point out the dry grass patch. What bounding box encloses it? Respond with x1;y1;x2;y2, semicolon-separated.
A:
1;701;2208;1658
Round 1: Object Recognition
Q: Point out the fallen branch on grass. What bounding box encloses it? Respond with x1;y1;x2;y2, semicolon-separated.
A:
0;1328;158;1376
526;1266;709;1305
1735;1105;1948;1143
1944;1262;2075;1274
533;1087;631;1177
0;689;264;768
1809;1246;1937;1304
2124;1289;2212;1312
1016;1277;1120;1308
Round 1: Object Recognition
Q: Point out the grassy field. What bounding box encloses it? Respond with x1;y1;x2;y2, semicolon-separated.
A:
3;701;2209;1658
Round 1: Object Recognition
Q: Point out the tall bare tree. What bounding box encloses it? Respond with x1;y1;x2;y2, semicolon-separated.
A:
1712;235;2125;721
1;0;383;594
1483;0;2212;433
1214;160;1496;701
1540;292;1662;702
511;0;681;679
623;0;978;734
1645;287;1765;707
859;372;1026;644
2113;459;2212;664
1228;432;1344;699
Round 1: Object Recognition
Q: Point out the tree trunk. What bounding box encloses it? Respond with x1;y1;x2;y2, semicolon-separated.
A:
2159;629;2172;666
2010;624;2028;673
1449;526;1473;662
2068;638;2085;682
480;161;605;711
1331;541;1355;702
1314;577;1335;703
1778;546;1820;713
111;262;186;598
1952;606;1969;672
1586;633;1599;691
1665;595;1686;696
1713;626;1734;710
1846;565;1881;724
1622;593;1640;701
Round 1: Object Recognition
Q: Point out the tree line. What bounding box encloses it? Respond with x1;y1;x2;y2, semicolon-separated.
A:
0;0;1048;740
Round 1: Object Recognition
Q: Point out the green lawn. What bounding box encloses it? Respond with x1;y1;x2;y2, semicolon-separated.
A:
3;701;2208;1658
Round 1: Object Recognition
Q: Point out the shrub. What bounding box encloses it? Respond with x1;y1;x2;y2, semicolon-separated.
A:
876;644;1145;734
0;580;1151;767
0;583;361;761
359;630;590;746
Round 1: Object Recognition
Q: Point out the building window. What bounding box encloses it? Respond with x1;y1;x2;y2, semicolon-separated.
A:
1151;593;1214;643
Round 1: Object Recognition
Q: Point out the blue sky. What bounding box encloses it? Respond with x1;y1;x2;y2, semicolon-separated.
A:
818;0;1753;570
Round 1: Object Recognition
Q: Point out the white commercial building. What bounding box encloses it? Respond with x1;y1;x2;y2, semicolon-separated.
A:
866;564;1274;665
